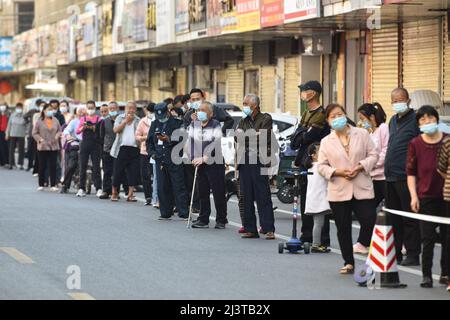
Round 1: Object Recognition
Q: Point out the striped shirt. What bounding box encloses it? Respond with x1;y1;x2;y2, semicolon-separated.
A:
437;135;450;202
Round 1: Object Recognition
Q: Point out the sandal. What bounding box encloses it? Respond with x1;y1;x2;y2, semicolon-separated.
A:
111;196;119;202
339;264;354;275
127;196;137;202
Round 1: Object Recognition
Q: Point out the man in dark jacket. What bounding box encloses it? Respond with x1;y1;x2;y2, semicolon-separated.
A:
290;81;330;246
147;102;189;220
385;87;421;266
236;93;276;240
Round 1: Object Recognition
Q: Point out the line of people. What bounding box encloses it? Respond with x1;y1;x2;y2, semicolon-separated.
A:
1;83;449;293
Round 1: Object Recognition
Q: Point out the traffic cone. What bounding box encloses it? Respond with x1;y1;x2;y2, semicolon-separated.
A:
366;210;407;288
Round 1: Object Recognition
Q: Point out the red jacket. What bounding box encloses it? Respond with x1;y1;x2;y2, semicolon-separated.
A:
0;114;8;132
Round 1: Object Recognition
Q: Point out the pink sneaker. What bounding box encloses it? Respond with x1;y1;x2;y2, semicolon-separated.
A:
353;242;369;255
238;226;246;234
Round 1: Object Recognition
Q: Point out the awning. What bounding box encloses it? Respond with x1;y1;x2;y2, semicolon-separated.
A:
25;82;65;92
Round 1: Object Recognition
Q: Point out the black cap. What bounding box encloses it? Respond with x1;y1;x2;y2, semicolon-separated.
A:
155;102;168;121
298;80;322;94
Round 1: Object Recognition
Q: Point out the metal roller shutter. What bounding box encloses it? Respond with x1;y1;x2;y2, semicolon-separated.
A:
176;67;187;95
150;69;161;103
371;24;399;120
226;63;244;106
260;66;276;112
402;19;442;95
284;56;299;116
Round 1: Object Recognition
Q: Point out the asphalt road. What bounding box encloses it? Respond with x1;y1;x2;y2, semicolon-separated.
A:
0;168;449;300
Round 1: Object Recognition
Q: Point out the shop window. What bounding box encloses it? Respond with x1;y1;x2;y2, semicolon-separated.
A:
244;69;259;97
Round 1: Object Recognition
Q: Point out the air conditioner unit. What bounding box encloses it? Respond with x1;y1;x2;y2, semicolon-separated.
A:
159;69;174;91
194;65;211;90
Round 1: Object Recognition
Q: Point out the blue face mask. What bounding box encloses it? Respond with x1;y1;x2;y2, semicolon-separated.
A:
358;120;371;130
420;122;439;135
109;111;118;117
392;102;408;114
45;111;53;118
331;116;348;131
197;111;208;122
243;106;252;117
191;101;201;110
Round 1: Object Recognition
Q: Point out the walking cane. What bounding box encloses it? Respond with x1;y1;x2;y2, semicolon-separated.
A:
187;165;199;228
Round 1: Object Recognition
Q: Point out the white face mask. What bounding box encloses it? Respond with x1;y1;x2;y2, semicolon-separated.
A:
60;107;68;113
16;108;23;114
0;106;6;113
39;106;44;112
87;109;96;116
147;113;154;120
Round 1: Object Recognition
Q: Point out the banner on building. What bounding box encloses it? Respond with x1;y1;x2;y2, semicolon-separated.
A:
236;0;261;32
260;0;284;28
0;37;13;72
189;0;207;31
175;0;190;34
12;29;38;71
56;20;69;65
156;0;175;46
284;0;320;23
101;1;114;56
207;0;223;36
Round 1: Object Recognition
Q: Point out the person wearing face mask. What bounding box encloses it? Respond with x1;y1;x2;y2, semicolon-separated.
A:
406;105;448;288
188;101;227;229
110;101;141;202
0;104;10;167
23;100;42;172
32;104;62;191
31;101;47;175
49;100;66;127
147;102;189;220
135;103;156;206
75;100;103;198
60;106;85;194
5;103;27;170
99;101;128;200
100;104;109;120
290;81;331;246
355;102;389;255
235;94;277;240
317;104;378;274
60;100;73;124
384;88;422;266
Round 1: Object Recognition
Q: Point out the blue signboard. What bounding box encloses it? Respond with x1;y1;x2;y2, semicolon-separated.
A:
0;37;13;72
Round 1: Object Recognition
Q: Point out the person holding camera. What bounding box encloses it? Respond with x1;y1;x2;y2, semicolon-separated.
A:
75;100;103;197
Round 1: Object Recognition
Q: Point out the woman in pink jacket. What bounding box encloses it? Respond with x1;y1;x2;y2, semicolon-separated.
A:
354;102;389;255
318;104;379;274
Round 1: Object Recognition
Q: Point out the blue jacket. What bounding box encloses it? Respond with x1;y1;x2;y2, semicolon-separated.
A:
384;109;420;182
147;117;185;164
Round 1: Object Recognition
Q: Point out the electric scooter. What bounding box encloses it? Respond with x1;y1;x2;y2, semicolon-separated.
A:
278;169;311;254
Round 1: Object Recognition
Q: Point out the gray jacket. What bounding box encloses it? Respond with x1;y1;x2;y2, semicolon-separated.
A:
100;116;117;153
110;114;140;158
6;112;27;138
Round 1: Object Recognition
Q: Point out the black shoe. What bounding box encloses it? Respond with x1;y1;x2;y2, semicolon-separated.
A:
215;223;226;229
26;167;31;172
420;276;433;288
192;220;209;228
99;192;110;200
144;198;152;206
19;166;24;170
401;256;420;266
59;187;68;194
158;216;172;221
8;166;12;170
439;275;448;285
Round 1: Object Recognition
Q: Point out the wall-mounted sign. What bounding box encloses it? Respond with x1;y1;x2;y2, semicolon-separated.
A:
207;0;223;36
156;0;175;47
0;37;13;72
260;0;284;28
175;0;190;34
189;0;207;31
284;0;320;23
236;0;261;32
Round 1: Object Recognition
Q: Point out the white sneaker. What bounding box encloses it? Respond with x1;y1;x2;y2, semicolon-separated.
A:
50;187;59;192
353;242;369;255
37;187;44;191
96;189;103;197
76;189;86;197
33;173;38;177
